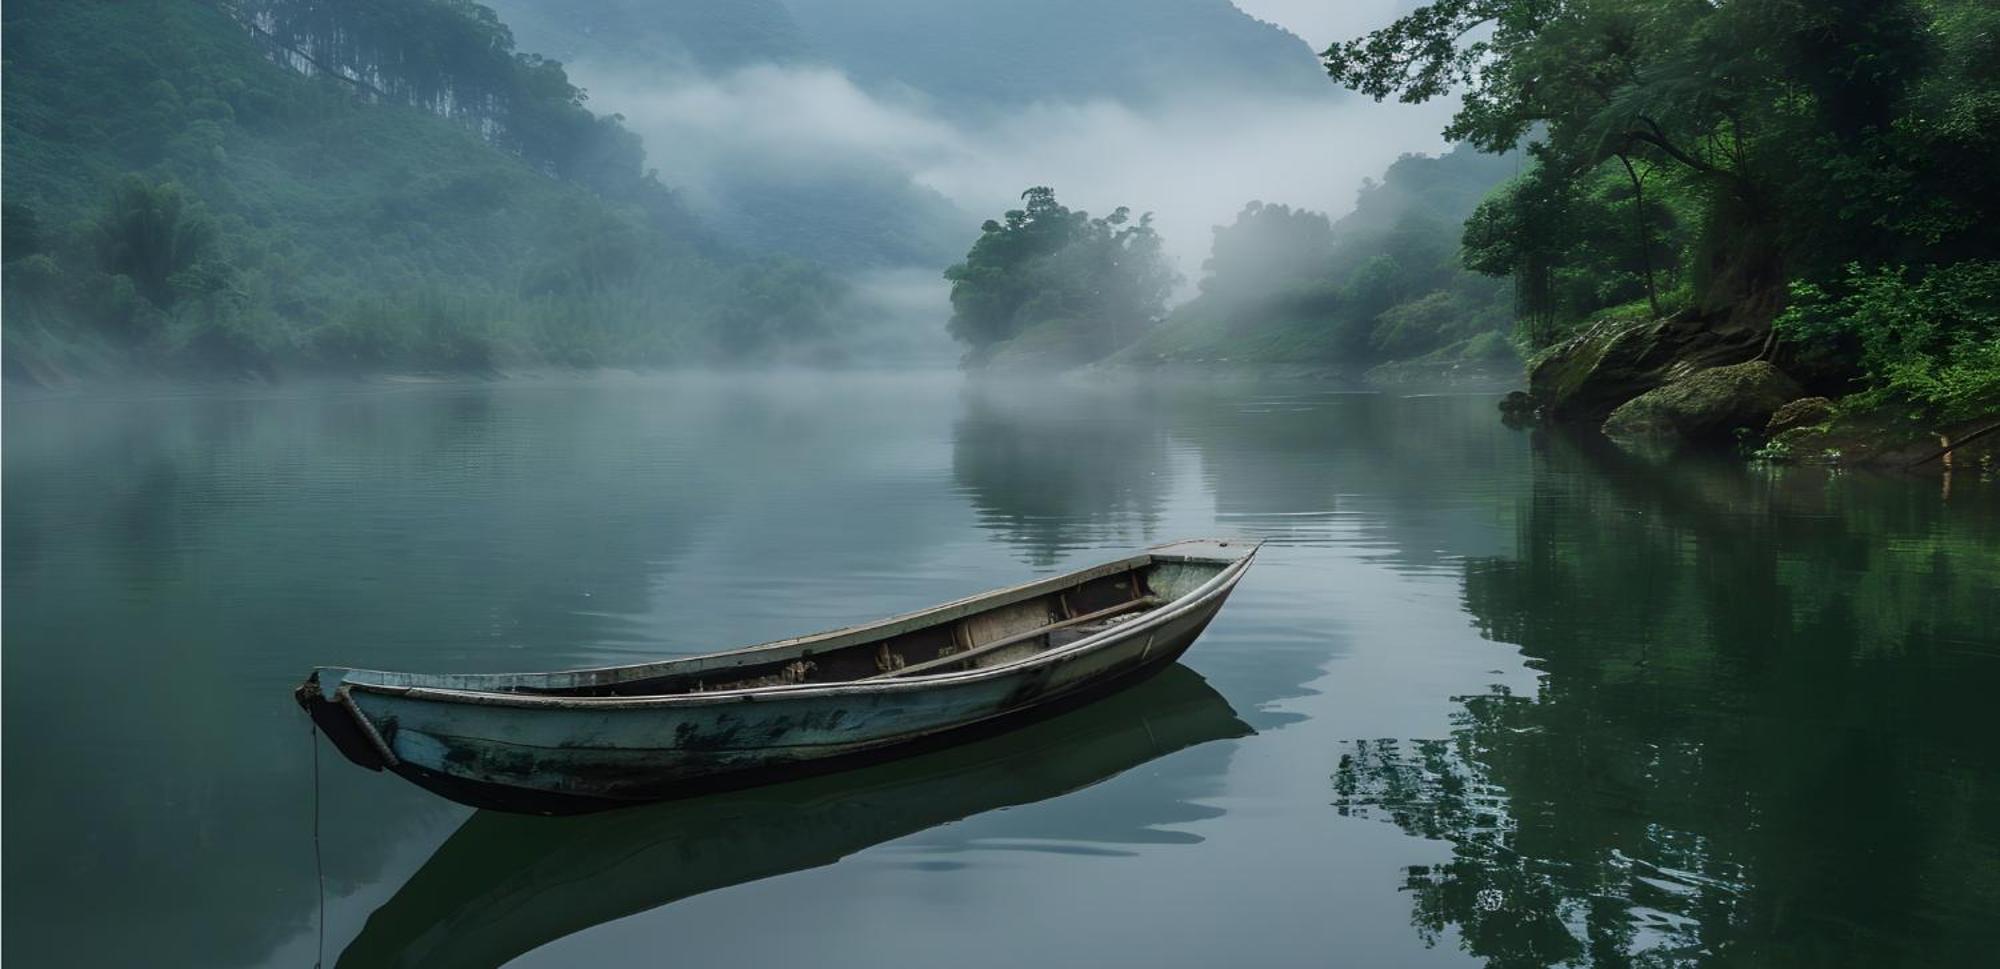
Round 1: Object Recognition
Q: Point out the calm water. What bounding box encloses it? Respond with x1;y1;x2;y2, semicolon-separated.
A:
5;373;1997;968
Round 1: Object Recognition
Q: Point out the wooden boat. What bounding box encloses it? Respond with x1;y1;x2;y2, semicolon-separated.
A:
297;538;1259;814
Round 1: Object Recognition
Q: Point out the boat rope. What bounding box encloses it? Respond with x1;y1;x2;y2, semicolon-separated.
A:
308;717;326;969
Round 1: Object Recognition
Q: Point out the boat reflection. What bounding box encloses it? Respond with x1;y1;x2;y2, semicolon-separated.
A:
338;664;1251;969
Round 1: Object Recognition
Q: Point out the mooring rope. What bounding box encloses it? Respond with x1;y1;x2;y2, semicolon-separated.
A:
309;718;326;969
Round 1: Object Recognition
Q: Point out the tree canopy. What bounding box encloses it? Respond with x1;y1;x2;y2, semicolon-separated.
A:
1326;0;1998;308
944;187;1175;366
1326;0;1999;419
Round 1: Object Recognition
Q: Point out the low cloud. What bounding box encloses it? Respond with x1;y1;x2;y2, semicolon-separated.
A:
573;55;1459;289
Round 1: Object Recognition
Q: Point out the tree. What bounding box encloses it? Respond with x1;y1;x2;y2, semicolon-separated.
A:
93;176;220;311
944;187;1175;365
1323;0;1987;328
1198;201;1335;304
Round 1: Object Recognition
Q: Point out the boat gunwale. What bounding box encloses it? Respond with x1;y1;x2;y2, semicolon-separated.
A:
338;543;1257;711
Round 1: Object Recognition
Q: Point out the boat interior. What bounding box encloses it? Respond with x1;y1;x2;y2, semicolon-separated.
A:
511;554;1234;698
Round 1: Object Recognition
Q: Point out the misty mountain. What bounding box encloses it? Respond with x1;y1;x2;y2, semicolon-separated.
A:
782;0;1331;110
481;0;809;72
484;0;1338;270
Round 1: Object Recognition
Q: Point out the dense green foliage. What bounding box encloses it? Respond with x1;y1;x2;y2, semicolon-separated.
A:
1;0;849;377
1461;156;1701;344
1327;0;2000;417
943;188;1175;367
1126;147;1518;374
1777;261;2000;422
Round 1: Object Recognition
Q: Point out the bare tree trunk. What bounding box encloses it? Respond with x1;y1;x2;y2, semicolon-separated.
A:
1616;152;1660;317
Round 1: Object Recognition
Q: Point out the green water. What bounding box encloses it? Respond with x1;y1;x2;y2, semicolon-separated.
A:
4;373;1996;968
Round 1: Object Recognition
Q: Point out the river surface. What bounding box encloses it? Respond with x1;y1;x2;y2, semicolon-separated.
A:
4;372;1997;968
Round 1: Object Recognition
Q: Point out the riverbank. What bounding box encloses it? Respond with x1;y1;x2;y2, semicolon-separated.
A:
1495;311;2000;474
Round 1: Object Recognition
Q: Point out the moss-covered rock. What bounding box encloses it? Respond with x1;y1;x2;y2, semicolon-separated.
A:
1526;313;1767;421
1765;396;1835;435
1602;360;1804;445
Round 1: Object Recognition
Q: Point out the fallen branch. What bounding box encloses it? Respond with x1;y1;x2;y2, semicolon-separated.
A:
1905;421;2000;469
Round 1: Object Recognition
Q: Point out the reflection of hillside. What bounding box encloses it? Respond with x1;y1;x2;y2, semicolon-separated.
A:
339;665;1249;969
951;382;1173;566
1335;437;2000;966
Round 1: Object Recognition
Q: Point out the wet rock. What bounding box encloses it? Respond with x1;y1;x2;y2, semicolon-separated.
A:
1497;390;1539;427
1528;313;1767;422
1602;360;1805;446
1765;396;1835;436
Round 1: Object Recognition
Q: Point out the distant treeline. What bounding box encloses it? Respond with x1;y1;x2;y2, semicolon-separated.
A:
944;147;1520;377
1;0;851;380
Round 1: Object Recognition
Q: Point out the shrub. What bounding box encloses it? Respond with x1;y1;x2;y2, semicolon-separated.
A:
1776;262;2000;423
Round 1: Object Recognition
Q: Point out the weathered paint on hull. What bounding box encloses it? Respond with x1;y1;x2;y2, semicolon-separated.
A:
372;605;1222;814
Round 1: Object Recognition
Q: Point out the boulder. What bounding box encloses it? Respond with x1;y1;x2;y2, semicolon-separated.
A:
1765;396;1835;435
1527;313;1767;422
1601;360;1805;445
1496;390;1539;427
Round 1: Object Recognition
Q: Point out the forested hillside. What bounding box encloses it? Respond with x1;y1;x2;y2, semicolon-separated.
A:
482;0;808;72
1;0;848;379
1325;0;1998;453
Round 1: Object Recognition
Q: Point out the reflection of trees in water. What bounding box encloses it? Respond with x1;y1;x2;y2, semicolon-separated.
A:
1336;437;2000;967
1337;699;1737;968
951;382;1171;566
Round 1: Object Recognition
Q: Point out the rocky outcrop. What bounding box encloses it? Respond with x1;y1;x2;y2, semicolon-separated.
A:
1526;313;1767;422
1765;396;1835;435
1601;361;1805;445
